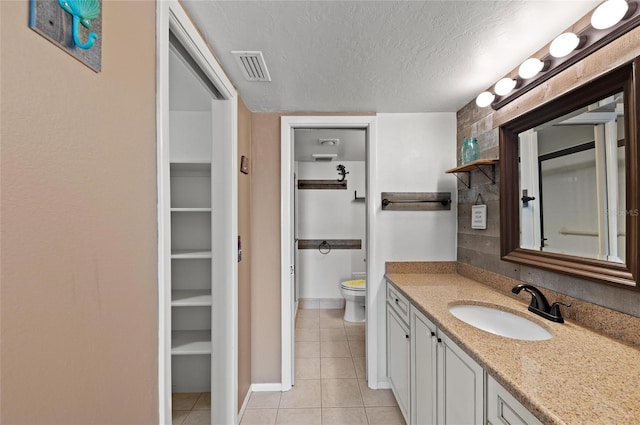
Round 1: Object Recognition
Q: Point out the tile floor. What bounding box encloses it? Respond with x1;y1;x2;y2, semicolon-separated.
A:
240;308;406;425
172;392;211;425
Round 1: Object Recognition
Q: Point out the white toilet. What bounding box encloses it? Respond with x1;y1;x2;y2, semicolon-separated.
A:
340;272;366;322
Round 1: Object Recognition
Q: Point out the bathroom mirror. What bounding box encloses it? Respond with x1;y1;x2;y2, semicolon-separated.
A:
500;60;639;289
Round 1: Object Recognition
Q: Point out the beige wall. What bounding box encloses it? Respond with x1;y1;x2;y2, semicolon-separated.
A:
237;98;252;406
456;25;640;319
250;113;282;383
1;1;158;423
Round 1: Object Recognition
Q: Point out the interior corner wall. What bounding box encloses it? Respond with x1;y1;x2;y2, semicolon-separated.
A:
250;113;283;383
237;97;252;407
456;26;640;318
1;1;158;423
372;113;458;383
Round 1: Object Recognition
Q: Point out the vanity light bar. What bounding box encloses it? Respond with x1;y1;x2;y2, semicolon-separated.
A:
476;0;640;110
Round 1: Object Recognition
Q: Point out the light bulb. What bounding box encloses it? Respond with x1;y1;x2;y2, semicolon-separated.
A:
518;58;544;79
494;78;517;96
591;0;629;29
549;32;580;58
476;91;495;108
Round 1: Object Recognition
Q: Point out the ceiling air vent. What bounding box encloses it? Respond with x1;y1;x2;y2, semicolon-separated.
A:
231;51;271;82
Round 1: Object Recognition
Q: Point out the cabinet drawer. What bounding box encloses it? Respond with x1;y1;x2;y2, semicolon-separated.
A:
387;282;410;324
487;375;542;425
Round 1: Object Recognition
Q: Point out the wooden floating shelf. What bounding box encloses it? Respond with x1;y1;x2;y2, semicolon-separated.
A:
298;179;347;190
381;192;451;211
446;159;499;188
297;239;362;250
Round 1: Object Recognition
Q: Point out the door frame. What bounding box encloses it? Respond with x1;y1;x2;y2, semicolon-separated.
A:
280;116;377;391
157;2;238;423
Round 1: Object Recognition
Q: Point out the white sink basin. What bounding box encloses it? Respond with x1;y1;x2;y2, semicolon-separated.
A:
448;304;553;341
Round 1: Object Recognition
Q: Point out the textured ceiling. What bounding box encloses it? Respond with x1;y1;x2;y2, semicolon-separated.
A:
182;1;600;113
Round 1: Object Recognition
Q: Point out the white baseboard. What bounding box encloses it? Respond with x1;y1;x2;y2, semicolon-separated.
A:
251;383;283;392
238;388;252;423
299;298;345;310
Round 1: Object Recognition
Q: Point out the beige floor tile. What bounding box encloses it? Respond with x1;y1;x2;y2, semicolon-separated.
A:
279;379;322;408
358;379;397;407
319;309;344;319
172;392;200;410
346;326;365;341
296;328;320;342
321;379;363;408
183;409;211;425
321;341;352;358
322;407;368;425
321;357;356;379
296;341;321;358
365;407;406;425
172;410;189;425
343;321;365;329
297;309;320;319
240;408;278;425
353;357;366;379
247;391;282;409
320;316;346;329
193;392;210;409
296;317;320;329
276;408;322;425
320;327;347;341
349;340;366;358
296;357;321;380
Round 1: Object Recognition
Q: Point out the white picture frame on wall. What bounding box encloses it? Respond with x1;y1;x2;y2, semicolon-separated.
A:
471;204;487;229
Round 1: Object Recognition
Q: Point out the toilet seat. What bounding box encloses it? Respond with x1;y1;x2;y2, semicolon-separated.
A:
340;279;366;291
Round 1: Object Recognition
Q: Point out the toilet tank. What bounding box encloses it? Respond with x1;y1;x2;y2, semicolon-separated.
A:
352;272;366;280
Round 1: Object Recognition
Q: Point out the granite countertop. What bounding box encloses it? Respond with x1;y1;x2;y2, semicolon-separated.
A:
385;270;640;425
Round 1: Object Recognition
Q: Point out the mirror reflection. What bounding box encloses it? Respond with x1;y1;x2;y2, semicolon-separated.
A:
518;92;626;263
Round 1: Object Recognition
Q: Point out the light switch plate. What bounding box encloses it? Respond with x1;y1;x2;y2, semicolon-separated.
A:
471;204;487;229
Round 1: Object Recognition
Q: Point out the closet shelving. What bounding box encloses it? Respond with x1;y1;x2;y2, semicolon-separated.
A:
169;160;213;384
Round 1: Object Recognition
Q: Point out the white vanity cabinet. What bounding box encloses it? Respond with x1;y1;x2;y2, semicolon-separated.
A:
487;375;543;425
387;283;411;423
410;305;483;425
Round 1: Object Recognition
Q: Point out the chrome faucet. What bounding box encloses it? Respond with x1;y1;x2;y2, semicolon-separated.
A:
511;284;569;323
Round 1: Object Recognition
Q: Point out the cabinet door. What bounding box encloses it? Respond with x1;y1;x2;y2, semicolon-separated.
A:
387;305;410;423
438;332;484;425
487;375;543;425
410;308;437;425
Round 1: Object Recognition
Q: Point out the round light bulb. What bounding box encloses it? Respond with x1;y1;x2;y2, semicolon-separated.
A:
494;78;517;96
518;58;544;79
476;91;495;108
591;0;629;29
549;32;580;58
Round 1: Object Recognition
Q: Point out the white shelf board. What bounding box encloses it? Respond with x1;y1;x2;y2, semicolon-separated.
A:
171;208;212;212
172;330;212;355
171;249;212;259
171;290;212;306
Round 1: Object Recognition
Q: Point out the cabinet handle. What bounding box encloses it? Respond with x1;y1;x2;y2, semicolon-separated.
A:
405;334;410;339
395;298;399;303
431;335;442;344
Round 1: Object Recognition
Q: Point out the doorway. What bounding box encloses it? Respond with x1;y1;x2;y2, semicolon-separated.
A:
280;116;377;391
157;2;238;424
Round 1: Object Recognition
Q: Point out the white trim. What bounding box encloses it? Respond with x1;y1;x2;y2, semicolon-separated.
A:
238;386;253;423
157;2;238;424
280;116;378;391
251;383;285;392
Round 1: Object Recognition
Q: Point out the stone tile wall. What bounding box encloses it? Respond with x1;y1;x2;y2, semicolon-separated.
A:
456;26;640;320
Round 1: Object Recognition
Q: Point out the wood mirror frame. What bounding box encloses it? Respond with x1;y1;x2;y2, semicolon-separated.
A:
500;59;639;289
